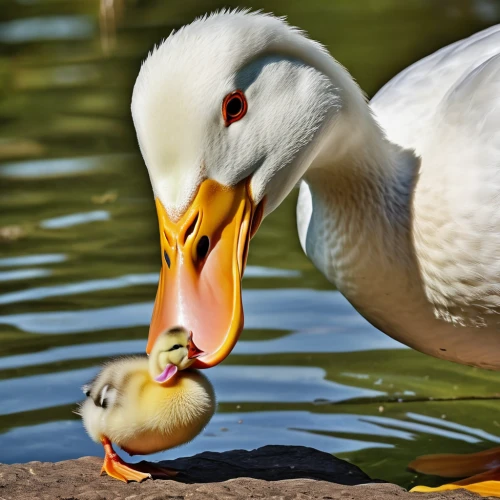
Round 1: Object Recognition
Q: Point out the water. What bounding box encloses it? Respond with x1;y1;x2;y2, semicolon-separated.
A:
1;0;500;490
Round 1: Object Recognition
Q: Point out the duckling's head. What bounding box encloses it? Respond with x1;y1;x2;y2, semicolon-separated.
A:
149;327;204;383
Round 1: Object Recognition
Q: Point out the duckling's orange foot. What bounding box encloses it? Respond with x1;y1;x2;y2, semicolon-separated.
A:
100;436;151;483
101;453;151;483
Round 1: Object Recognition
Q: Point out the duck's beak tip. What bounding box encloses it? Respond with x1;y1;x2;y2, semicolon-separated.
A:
187;335;204;359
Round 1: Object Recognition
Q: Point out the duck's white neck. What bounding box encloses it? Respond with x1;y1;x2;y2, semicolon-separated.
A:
297;102;420;318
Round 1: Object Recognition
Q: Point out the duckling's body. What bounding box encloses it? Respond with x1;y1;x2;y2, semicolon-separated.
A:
79;328;214;482
81;358;214;455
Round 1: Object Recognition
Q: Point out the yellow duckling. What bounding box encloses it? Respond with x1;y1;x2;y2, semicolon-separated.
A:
79;327;215;483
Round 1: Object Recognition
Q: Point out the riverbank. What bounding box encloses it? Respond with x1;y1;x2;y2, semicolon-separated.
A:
0;445;484;499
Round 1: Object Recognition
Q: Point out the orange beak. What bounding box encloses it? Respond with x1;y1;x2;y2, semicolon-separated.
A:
147;178;264;368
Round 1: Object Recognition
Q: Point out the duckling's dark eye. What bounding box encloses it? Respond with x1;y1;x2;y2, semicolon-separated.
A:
222;90;247;126
168;344;182;351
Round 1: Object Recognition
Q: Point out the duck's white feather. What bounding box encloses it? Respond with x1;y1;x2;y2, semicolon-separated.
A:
296;22;500;369
371;24;500;154
414;54;500;327
368;30;500;329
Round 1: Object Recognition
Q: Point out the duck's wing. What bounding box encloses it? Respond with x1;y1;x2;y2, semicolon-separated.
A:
370;24;500;155
372;26;500;327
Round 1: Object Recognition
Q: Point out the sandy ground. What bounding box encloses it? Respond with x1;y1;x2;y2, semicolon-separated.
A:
0;445;490;499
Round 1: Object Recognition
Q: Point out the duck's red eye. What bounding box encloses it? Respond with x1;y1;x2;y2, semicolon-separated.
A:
222;90;247;126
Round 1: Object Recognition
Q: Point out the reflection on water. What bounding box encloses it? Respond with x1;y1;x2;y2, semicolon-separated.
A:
0;16;95;44
0;268;52;282
1;0;500;490
0;254;67;267
0;266;300;305
0;155;128;179
0;364;384;416
0;412;393;464
40;210;110;229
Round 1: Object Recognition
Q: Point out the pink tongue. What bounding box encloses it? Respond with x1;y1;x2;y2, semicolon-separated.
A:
154;364;178;383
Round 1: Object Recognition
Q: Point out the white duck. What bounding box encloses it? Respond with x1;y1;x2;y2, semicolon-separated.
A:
131;10;500;496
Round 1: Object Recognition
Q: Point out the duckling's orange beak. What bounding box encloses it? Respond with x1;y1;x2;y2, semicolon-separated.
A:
147;178;264;368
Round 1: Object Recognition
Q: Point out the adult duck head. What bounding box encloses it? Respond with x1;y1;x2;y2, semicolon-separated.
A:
131;10;371;367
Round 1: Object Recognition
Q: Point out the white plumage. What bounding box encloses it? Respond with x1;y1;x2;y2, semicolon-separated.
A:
372;26;500;331
132;10;500;369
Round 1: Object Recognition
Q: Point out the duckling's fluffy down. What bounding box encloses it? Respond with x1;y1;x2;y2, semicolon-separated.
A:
79;356;215;455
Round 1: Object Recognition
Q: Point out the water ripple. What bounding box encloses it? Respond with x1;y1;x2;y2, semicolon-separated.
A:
244;266;300;278
0;254;66;267
0;412;393;464
406;413;500;444
0;269;51;283
0;289;405;354
0;267;299;305
0;341;145;370
0;274;156;306
40;211;110;229
0;365;384;416
3;409;496;465
0;16;94;44
0;154;130;179
0;328;404;370
361;415;483;444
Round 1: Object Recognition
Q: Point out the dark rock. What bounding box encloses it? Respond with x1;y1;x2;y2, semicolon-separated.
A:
154;445;379;485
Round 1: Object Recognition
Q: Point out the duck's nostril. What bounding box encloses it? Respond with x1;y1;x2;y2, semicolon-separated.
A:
196;236;210;260
182;213;199;245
